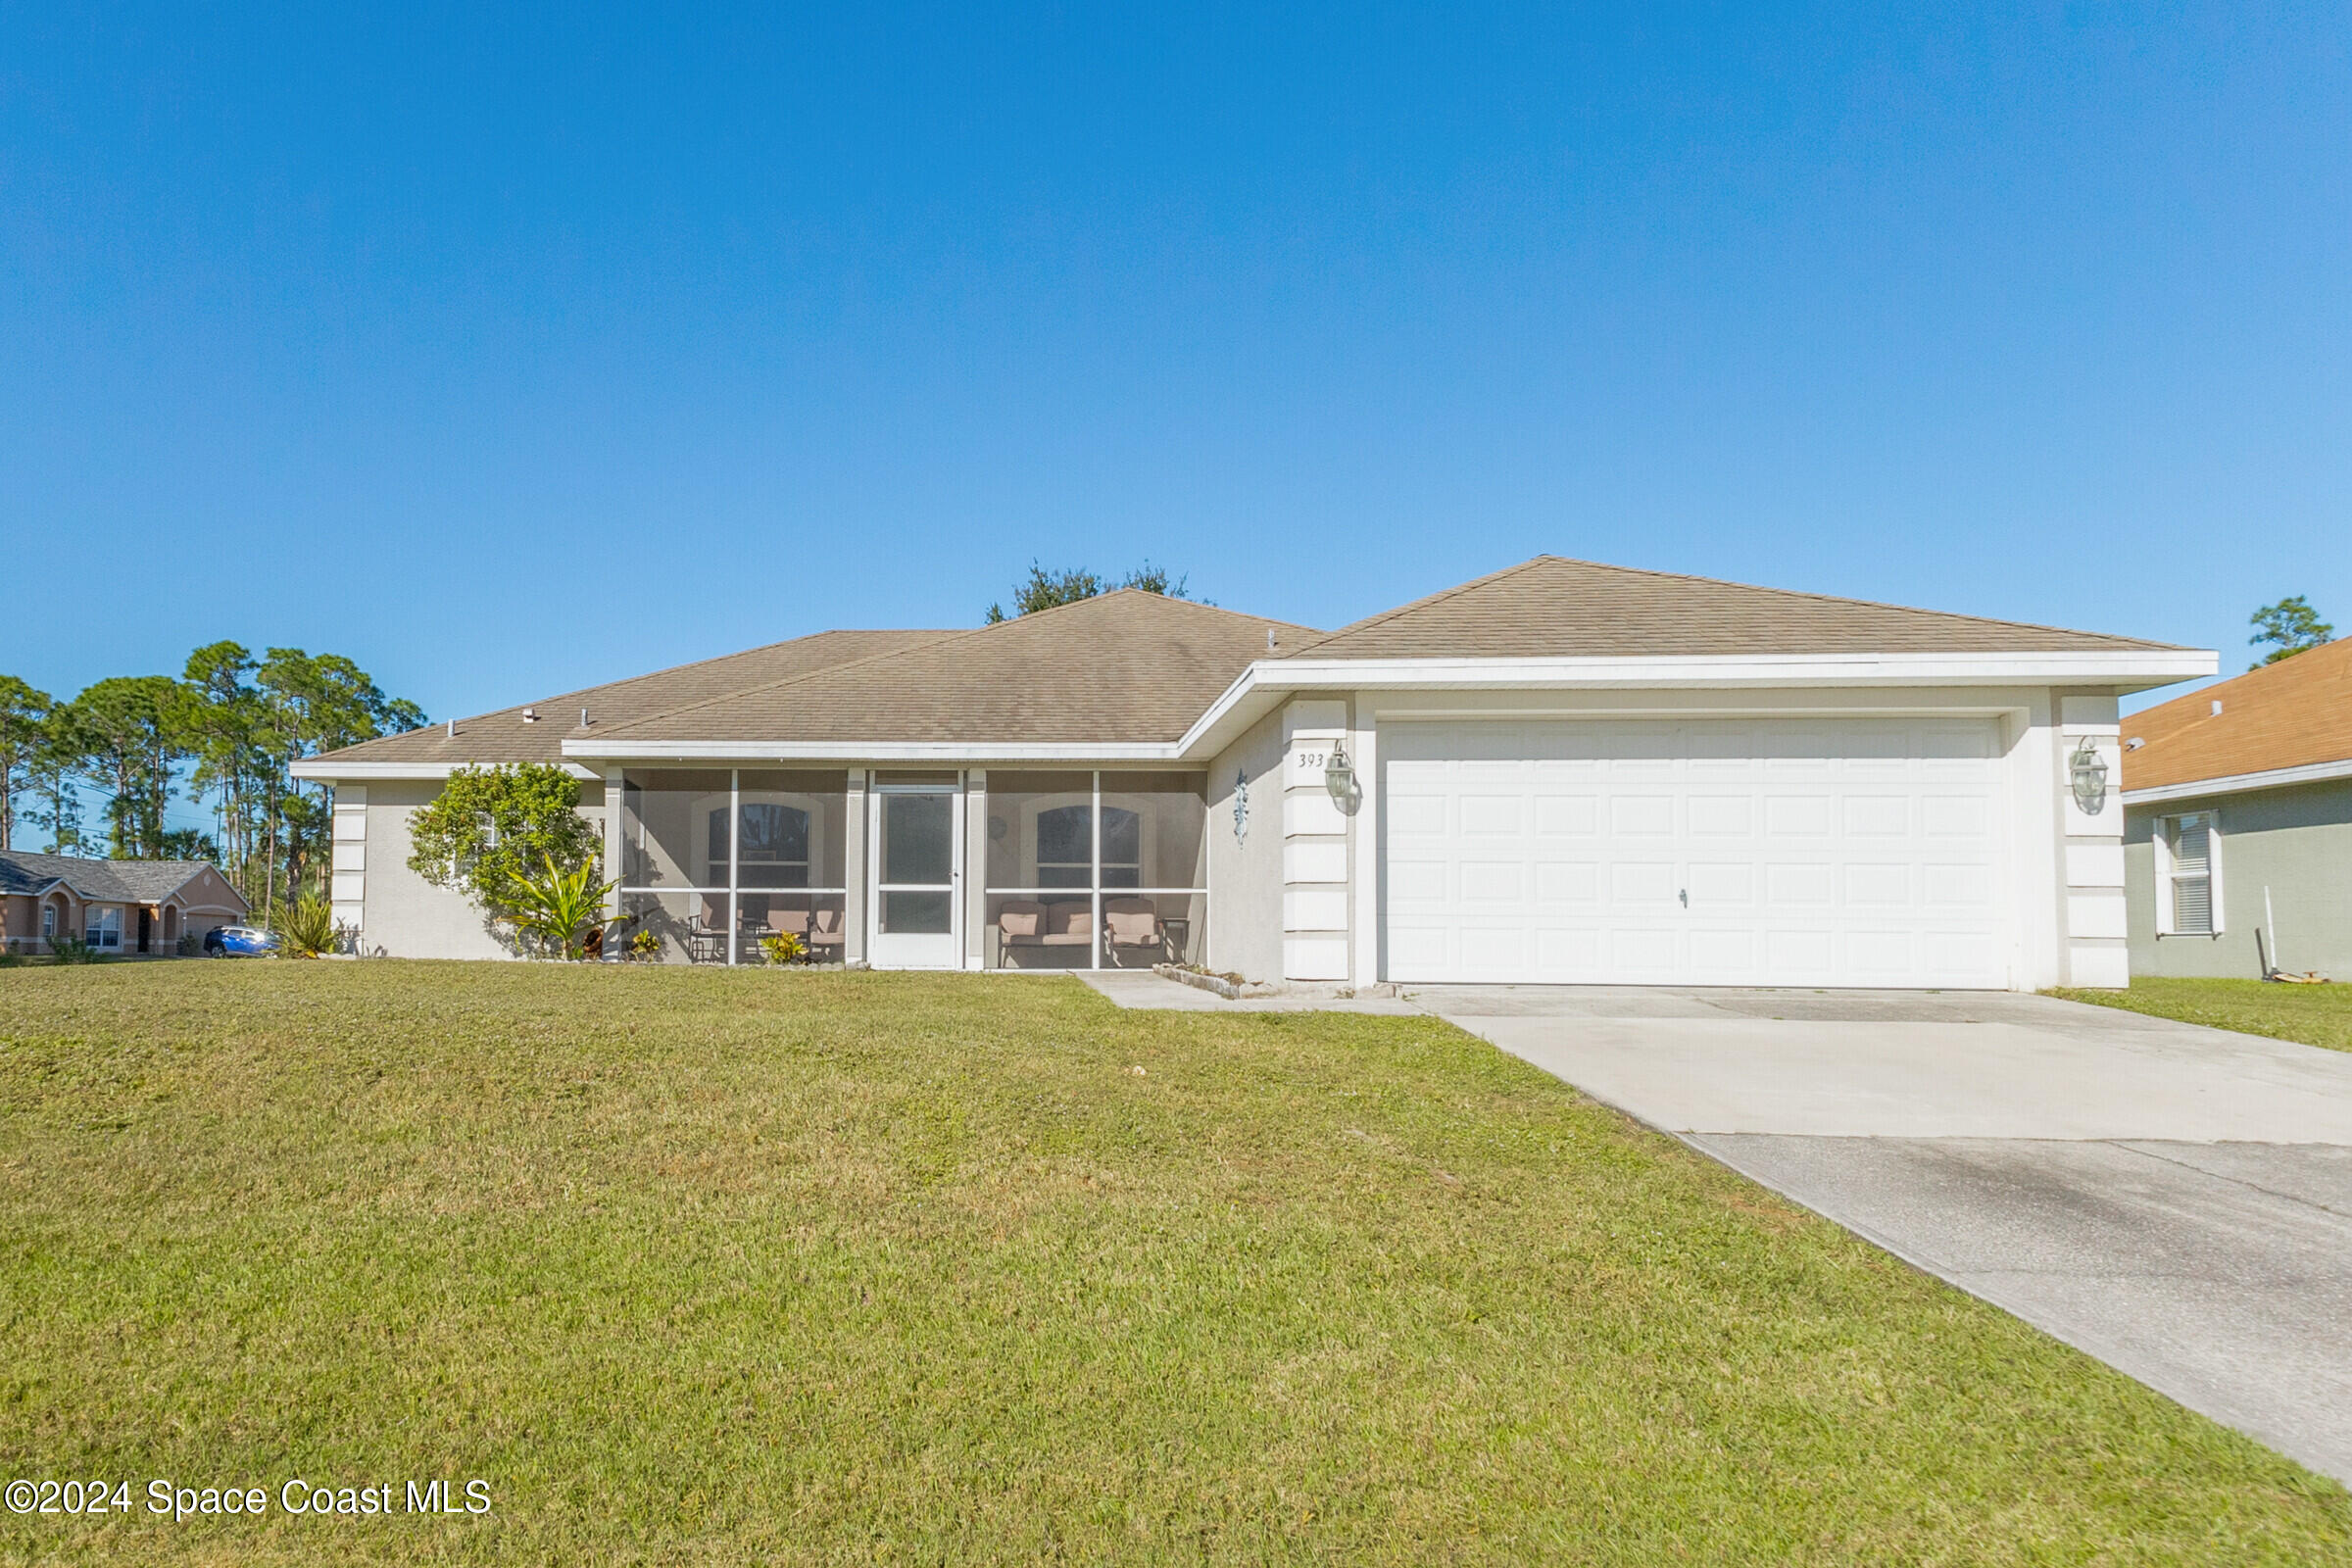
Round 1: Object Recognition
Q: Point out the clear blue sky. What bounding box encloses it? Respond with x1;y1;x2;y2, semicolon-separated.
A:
6;2;2346;787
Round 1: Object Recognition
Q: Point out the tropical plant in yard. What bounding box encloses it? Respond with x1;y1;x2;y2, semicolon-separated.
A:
273;894;338;957
628;928;661;961
760;930;806;966
504;852;617;959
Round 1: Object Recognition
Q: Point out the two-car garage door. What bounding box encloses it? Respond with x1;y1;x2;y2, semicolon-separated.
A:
1381;717;2008;988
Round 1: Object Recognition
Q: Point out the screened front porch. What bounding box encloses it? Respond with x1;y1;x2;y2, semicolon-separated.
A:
616;769;850;963
607;766;1208;970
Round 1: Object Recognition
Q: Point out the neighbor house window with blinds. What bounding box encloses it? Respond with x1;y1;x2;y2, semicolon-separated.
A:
2162;812;2218;935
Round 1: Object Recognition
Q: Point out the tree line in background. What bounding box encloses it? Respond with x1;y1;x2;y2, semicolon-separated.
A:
0;647;423;920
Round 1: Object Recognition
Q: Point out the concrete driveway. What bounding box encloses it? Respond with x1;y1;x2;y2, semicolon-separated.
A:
1415;985;2352;1486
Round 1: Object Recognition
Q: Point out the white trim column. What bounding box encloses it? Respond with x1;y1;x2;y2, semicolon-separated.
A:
602;768;625;928
725;768;741;964
1282;700;1350;981
1348;700;1380;988
843;769;869;967
964;769;988;970
2058;694;2128;986
330;784;368;939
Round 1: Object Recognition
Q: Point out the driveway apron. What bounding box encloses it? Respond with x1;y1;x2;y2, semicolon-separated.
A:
1418;986;2352;1487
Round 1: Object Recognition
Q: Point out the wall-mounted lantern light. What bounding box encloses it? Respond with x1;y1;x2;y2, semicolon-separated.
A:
1324;740;1356;807
2069;737;2109;815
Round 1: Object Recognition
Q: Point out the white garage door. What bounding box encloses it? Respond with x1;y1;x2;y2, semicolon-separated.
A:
1382;717;2008;988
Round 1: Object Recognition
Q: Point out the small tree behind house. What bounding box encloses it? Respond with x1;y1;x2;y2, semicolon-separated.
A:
984;561;1196;623
2248;596;2334;668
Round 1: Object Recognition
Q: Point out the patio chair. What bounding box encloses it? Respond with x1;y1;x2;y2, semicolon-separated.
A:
683;917;726;963
806;906;846;960
996;900;1047;968
684;898;729;963
1103;898;1164;967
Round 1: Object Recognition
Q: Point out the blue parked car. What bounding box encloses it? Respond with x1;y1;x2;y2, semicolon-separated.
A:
205;924;279;957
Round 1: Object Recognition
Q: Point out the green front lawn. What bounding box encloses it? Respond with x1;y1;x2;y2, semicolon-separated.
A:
1;965;2344;1564
2051;977;2352;1054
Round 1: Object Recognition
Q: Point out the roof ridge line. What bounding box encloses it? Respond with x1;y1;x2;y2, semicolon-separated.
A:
1006;585;1317;635
595;621;1017;739
1281;557;1554;655
599;591;1321;740
378;627;957;741
1521;556;2181;649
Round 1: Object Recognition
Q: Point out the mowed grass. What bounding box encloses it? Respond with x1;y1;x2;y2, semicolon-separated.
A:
0;966;2345;1566
2052;977;2352;1054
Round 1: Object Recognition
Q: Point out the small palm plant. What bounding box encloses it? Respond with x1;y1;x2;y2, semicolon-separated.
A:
274;895;337;957
504;853;618;959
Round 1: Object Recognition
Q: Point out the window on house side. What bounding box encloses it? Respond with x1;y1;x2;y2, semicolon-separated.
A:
2166;812;2216;936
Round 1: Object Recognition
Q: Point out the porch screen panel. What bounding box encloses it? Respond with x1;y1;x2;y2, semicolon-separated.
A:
1111;772;1209;966
618;768;848;963
981;770;1207;969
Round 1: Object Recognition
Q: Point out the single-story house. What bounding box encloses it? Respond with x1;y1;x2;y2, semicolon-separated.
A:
0;850;250;956
292;557;2214;989
2121;634;2352;981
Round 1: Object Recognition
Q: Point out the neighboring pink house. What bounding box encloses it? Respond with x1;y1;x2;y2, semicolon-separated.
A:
0;850;248;956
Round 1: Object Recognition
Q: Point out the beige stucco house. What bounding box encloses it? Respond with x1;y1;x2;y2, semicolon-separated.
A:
293;557;2214;989
0;851;248;956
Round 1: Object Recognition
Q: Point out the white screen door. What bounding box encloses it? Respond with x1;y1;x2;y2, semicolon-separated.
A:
869;781;962;969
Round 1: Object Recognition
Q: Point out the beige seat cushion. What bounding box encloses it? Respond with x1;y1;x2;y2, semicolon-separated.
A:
998;900;1047;945
1039;901;1094;946
1104;898;1158;946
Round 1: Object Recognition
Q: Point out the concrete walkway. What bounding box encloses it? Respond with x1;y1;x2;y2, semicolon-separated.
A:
1421;986;2352;1486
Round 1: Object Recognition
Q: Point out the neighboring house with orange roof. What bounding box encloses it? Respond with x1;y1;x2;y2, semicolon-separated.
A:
2121;636;2352;980
294;557;2215;990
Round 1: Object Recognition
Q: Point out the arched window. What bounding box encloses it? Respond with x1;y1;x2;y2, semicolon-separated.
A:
709;802;811;889
1034;804;1140;888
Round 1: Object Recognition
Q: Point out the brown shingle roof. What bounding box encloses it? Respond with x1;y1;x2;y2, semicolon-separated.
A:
1283;557;2183;661
318;629;954;765
593;591;1316;748
2123;637;2352;793
0;850;247;907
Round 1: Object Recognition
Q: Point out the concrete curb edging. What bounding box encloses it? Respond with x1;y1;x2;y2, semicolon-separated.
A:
1152;963;1241;1000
